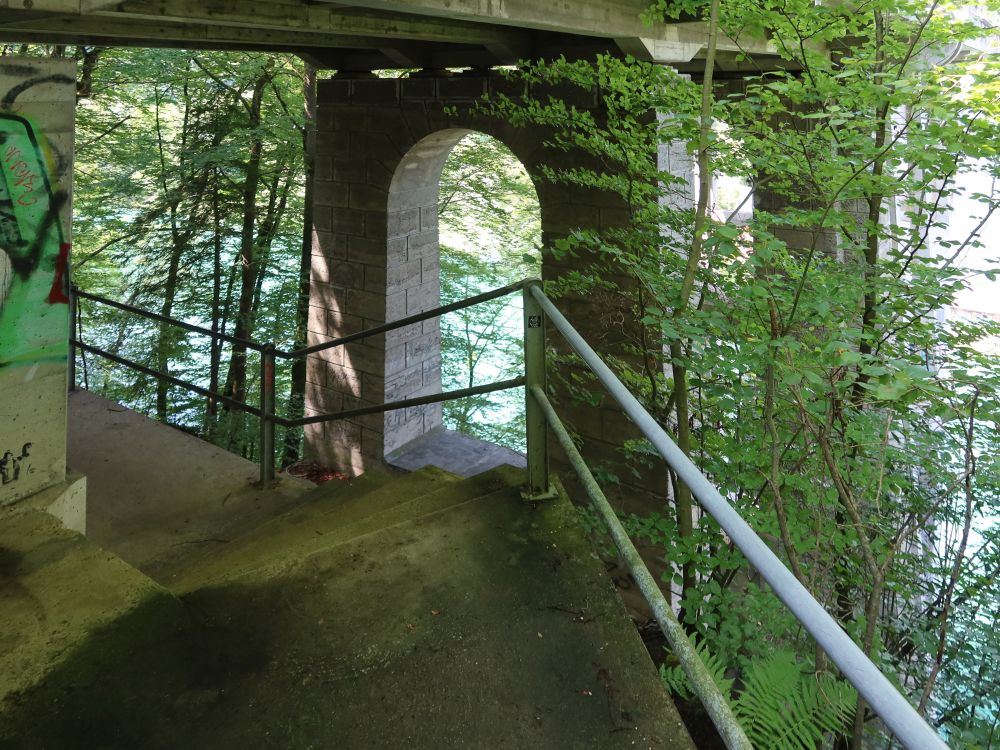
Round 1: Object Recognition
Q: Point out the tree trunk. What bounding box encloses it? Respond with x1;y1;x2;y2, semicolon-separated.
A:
222;63;273;450
282;61;315;468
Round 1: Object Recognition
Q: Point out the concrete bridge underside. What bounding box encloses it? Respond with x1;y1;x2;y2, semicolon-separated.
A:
0;0;784;72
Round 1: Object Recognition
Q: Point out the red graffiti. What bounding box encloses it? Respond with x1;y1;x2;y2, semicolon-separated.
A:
47;242;70;304
3;143;41;207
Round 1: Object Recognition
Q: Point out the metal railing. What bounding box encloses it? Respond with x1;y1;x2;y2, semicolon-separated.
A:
70;282;528;483
68;279;949;750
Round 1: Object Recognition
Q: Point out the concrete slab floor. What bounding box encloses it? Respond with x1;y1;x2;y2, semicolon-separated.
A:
386;426;527;478
0;471;696;750
67;389;312;578
0;509;187;713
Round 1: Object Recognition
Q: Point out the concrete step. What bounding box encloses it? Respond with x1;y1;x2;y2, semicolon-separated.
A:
0;479;696;750
386;426;526;477
296;464;455;522
68;389;315;578
167;464;478;593
0;509;188;722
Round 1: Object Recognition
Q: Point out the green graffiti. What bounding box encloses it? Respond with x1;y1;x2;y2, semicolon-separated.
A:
0;113;68;370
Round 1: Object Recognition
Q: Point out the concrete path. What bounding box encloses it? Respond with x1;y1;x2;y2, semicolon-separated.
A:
0;393;702;748
0;465;696;749
67;389;310;578
0;509;186;715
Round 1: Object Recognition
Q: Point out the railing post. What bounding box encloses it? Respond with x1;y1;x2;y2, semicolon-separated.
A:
259;344;277;483
68;285;77;392
522;278;554;500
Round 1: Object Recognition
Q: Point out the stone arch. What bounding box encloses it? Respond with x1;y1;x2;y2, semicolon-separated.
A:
381;128;471;457
305;71;662;494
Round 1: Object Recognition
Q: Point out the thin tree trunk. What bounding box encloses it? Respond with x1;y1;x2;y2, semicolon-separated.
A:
206;168;225;430
222;63;273;449
670;0;720;621
282;61;315;468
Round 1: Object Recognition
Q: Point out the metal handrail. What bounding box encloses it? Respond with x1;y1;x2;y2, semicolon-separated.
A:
285;377;525;428
531;383;752;749
69;277;951;749
69;280;530;482
72;339;264;418
284;280;526;359
72;283;527;362
73;288;269;353
528;284;949;750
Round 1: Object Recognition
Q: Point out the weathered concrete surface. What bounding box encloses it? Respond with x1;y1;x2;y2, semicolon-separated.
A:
67;389;311;577
0;465;696;750
0;508;187;719
166;464;461;592
386;425;527;477
8;469;87;533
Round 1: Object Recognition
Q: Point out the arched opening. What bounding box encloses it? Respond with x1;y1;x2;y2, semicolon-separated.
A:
383;129;542;467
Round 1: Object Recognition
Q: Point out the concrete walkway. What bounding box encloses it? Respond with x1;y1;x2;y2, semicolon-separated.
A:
1;464;696;749
67;390;311;577
0;393;702;748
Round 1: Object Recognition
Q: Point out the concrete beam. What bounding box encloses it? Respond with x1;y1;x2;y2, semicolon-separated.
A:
0;13;499;54
316;1;779;61
84;0;531;47
616;22;779;62
318;0;669;40
0;0;119;12
615;36;702;63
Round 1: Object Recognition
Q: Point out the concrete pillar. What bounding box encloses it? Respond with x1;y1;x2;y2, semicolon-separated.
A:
0;58;76;509
305;71;682;506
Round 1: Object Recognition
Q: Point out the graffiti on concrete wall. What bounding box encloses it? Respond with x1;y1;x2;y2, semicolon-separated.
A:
0;442;32;485
0;59;75;507
0;112;69;368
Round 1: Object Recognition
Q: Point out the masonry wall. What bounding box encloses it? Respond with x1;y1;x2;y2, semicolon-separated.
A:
0;58;75;507
306;71;678;509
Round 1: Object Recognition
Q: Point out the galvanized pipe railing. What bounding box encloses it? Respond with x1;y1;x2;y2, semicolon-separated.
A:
73;288;269;353
69;282;530;484
68;278;951;749
73;338;264;418
530;382;752;749
528;283;949;750
284;280;526;359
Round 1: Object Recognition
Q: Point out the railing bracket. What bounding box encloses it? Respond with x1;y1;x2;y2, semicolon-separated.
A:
519;483;559;503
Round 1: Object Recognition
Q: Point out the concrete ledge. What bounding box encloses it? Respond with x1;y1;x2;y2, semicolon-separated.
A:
0;509;186;718
5;470;87;534
385;426;526;477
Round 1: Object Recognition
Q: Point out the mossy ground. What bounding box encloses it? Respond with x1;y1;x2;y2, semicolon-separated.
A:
1;474;695;749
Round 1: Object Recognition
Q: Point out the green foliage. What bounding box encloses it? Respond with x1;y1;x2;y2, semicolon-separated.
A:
734;653;857;750
480;2;1000;745
662;647;856;750
55;47;309;459
438;132;541;452
659;636;734;702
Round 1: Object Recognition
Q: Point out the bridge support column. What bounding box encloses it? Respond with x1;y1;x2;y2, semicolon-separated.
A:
304;71;684;511
0;58;77;513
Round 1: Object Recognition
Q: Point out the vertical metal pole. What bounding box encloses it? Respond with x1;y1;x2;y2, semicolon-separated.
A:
68;286;77;392
522;278;552;500
260;345;277;482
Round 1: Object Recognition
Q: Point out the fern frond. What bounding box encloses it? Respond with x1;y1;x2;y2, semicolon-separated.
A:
734;651;856;750
659;636;734;703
